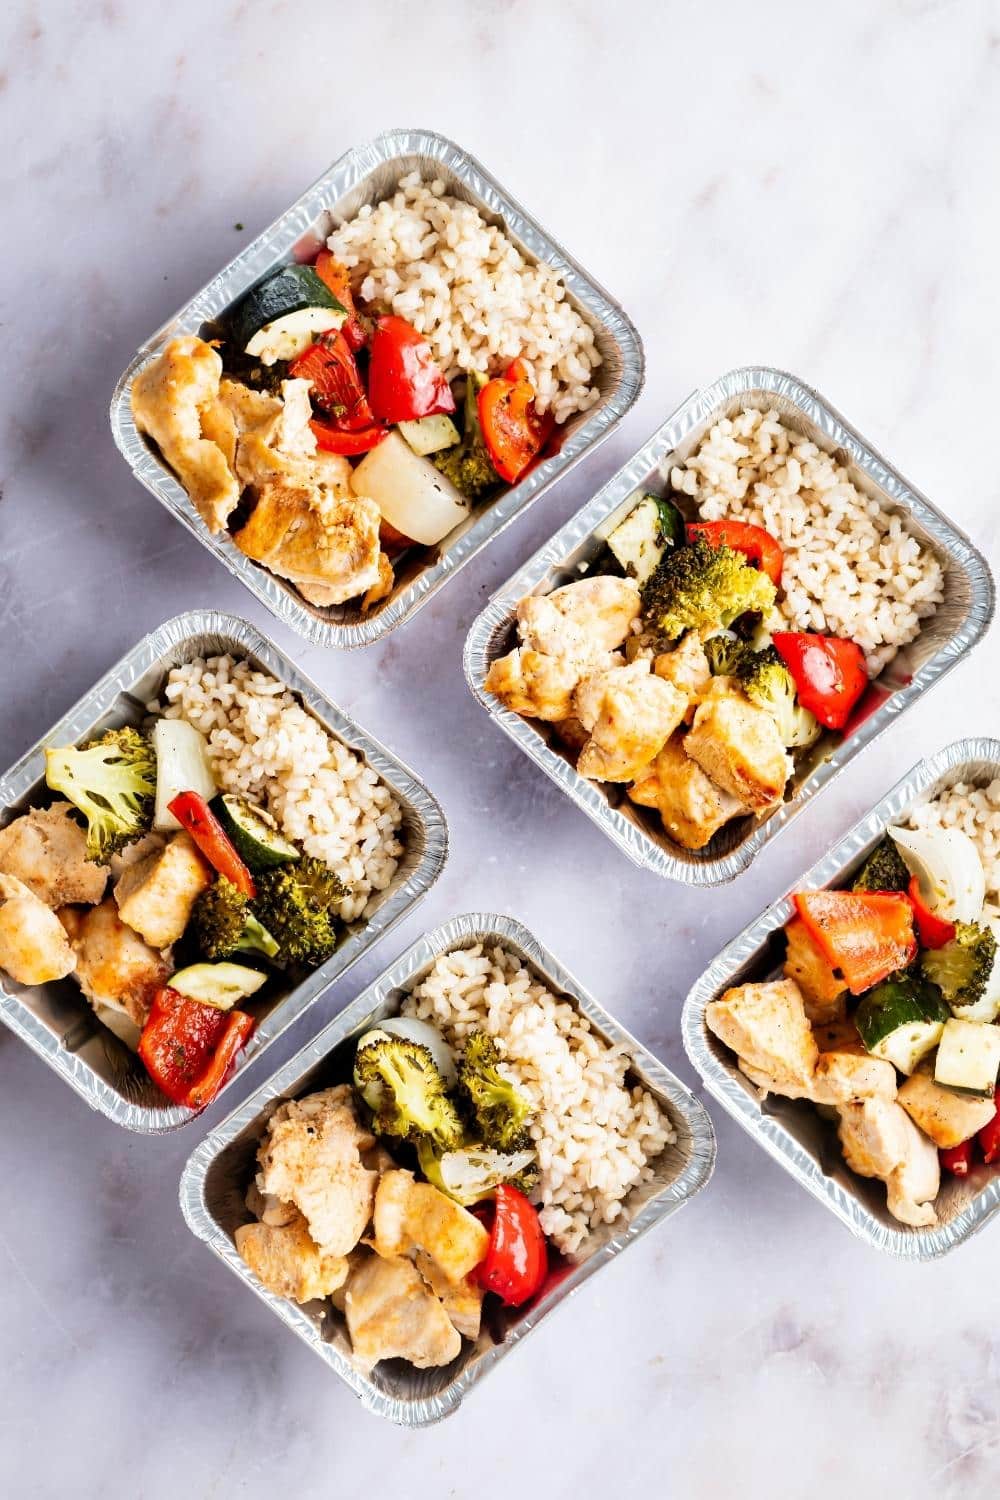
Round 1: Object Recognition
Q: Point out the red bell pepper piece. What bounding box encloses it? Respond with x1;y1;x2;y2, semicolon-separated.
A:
940;1140;974;1177
772;632;868;731
309;418;388;456
478;361;555;484
290;334;375;431
687;520;784;585
905;875;957;950
978;1105;1000;1164
476;1184;548;1307
367;315;455;424
138;987;254;1109
793;889;917;995
167;791;256;898
313;250;368;351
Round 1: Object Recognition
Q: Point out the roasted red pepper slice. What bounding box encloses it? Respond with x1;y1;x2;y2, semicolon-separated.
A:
978;1105;1000;1165
139;986;254;1109
793;889;917;995
290;334;375;430
940;1140;974;1177
313;249;368;351
309;418;388;456
687;520;784;585
367;315;456;424
772;632;868;731
905;875;957;951
478;363;554;484
167;791;256;898
476;1184;548;1307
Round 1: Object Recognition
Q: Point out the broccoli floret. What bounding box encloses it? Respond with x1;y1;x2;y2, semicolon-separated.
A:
252;857;345;968
44;727;156;862
736;646;822;749
458;1031;535;1153
191;877;278;961
641;538;777;643
852;837;912;894
432;371;499;501
354;1036;465;1150
704;634;754;677
415;1139;539;1204
921;922;997;1009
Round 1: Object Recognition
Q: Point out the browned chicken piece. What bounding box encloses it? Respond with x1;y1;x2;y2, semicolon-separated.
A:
517;576;641;661
684;680;791;812
783;915;847;1025
234;487;385;607
344;1252;462;1372
896;1069;997;1150
837;1098;940;1227
0;875;78;985
256;1085;378;1259
628;733;747;849
131;337;241;532
245;1181;298;1227
573;661;688;783
413;1249;484;1341
653;632;712;703
61;899;171;1031
742;1046;897;1105
485;647;595;723
357;552;395;613
706;978;818;1091
113;832;212;949
551;716;590;755
372;1170;490;1285
0;803;108;908
235;1214;350;1304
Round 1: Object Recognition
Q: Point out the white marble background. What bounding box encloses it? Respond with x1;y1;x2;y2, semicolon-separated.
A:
3;1;1000;1494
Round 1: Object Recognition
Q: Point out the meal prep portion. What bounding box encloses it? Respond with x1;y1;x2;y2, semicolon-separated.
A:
0;654;403;1110
131;173;601;613
706;782;1000;1227
486;407;944;851
235;941;672;1371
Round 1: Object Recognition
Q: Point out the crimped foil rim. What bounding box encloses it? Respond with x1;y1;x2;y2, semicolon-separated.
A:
0;610;448;1132
109;129;644;649
682;737;1000;1260
463;366;995;884
180;912;716;1424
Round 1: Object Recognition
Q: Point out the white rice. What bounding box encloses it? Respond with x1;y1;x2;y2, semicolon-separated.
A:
907;780;1000;901
670;406;945;676
327;171;601;425
152;655;403;921
401;943;673;1257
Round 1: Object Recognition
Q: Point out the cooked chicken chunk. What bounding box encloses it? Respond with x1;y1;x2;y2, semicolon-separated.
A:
234;487;384;607
896;1069;997;1149
629;733;747;849
245;1181;298;1227
413;1249;484;1341
256;1085;377;1259
485;647;601;723
742;1045;897;1105
0;803;107;908
706;979;818;1090
653;632;712;702
571;660;687;782
131;337;240;532
684;681;791;813
0;875;77;985
517;576;641;662
783;916;847;1025
62;899;171;1028
344;1252;462;1372
551;716;591;755
372;1170;489;1285
235;1214;350;1304
837;1098;940;1227
113;832;212;948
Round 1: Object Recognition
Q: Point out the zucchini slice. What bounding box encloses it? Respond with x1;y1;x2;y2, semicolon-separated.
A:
228;266;346;365
398;414;460;456
606;493;685;585
211;794;300;869
170;962;266;1010
934;1017;1000;1098
854;975;949;1075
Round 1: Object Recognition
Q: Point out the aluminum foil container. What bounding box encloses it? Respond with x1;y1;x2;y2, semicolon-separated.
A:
180;913;716;1424
0;611;447;1132
109;129;644;649
464;367;994;884
683;737;1000;1259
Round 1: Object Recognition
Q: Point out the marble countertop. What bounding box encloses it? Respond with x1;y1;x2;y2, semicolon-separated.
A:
3;1;1000;1494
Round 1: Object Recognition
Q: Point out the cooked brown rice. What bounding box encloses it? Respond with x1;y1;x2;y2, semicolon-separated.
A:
153;655;403;921
401;942;673;1256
